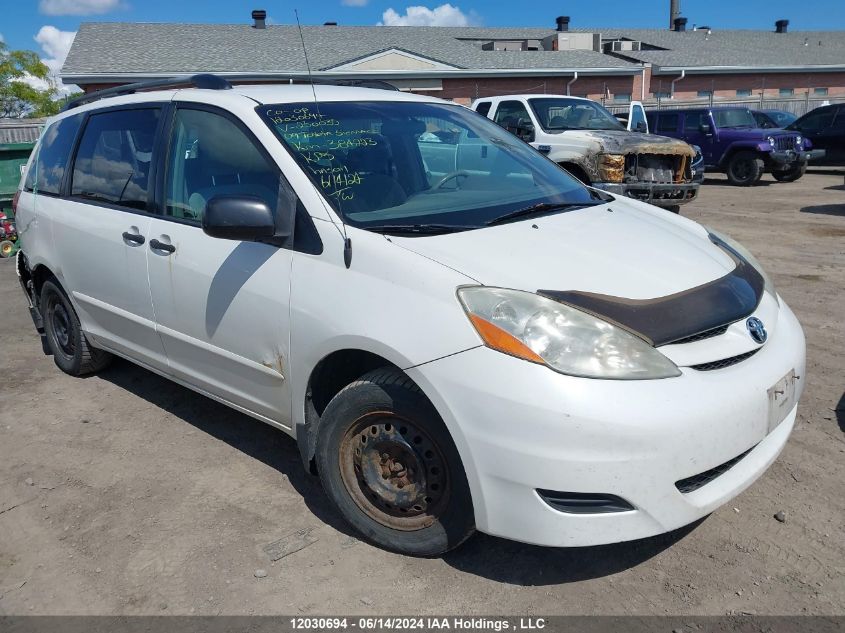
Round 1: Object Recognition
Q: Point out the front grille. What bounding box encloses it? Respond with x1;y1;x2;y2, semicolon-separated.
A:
671;324;730;346
675;446;755;494
772;135;798;151
689;348;759;371
626;154;680;184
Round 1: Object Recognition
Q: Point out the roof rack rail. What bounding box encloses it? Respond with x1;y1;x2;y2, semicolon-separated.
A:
61;73;401;112
62;73;232;111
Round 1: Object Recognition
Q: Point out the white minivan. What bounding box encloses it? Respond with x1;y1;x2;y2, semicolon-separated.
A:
15;76;805;556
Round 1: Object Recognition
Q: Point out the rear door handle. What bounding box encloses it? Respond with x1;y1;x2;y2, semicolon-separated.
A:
150;239;175;254
122;231;145;245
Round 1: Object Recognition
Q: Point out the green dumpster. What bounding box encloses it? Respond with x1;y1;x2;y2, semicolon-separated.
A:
0;119;44;257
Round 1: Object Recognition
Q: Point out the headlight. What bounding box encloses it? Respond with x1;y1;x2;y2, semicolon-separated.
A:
766;135;777;148
794;135;803;150
457;287;681;379
598;154;625;183
705;227;778;303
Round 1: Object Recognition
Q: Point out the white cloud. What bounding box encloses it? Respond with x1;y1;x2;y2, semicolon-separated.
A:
20;26;78;95
39;0;122;16
342;0;369;6
379;4;476;26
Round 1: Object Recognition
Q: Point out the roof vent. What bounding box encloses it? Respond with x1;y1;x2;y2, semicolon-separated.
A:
673;17;688;32
324;21;338;26
556;16;570;32
775;19;789;33
252;9;267;29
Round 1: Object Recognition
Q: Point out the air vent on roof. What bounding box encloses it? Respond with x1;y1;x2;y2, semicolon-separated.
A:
673;17;688;32
775;19;789;33
324;21;338;26
252;9;266;29
610;40;642;52
556;16;570;32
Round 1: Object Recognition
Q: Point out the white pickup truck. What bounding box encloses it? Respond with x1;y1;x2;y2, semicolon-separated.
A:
471;95;701;211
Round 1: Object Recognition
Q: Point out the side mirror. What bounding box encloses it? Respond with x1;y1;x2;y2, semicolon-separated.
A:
635;120;648;133
203;195;277;241
700;123;712;135
517;123;535;142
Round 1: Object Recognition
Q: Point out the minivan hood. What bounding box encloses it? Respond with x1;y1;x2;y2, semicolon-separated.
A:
390;202;735;300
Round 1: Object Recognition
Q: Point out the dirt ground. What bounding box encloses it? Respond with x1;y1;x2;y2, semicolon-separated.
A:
0;170;843;616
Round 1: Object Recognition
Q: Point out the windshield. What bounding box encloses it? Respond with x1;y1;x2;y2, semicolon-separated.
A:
714;109;757;129
258;101;599;232
528;98;625;132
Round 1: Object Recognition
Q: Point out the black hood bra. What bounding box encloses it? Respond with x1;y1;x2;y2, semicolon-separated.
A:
538;236;765;347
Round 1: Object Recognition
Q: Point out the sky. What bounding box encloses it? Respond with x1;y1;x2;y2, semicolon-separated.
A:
3;0;845;93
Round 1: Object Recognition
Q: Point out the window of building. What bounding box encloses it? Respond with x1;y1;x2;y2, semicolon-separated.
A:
814;87;829;96
613;93;632;103
165;108;282;224
24;113;83;196
697;90;713;98
779;88;795;97
736;89;752;97
71;108;160;209
655;112;680;133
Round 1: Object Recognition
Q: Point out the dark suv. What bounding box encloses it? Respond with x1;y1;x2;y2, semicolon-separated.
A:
646;107;821;185
786;104;845;165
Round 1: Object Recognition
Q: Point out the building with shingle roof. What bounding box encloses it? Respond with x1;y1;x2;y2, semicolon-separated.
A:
61;14;845;105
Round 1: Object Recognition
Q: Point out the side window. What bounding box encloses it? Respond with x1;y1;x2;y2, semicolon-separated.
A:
165;108;281;223
474;101;492;117
655;113;679;133
24;113;83;195
71;108;160;209
796;108;835;132
493;101;534;141
684;112;704;131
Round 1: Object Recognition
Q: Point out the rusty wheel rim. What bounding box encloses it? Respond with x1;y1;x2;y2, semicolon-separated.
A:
339;412;450;531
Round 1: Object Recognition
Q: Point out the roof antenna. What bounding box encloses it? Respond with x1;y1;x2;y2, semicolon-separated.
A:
295;9;352;268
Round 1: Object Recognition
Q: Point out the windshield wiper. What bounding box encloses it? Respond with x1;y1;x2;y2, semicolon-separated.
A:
365;223;480;235
485;202;600;226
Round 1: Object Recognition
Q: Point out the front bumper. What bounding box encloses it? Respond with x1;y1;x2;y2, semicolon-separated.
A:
594;181;699;208
407;300;805;547
769;149;822;169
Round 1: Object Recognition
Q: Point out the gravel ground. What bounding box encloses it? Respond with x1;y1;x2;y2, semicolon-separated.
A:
0;170;843;616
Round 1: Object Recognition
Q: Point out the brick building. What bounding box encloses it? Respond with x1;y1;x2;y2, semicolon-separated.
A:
60;14;845;107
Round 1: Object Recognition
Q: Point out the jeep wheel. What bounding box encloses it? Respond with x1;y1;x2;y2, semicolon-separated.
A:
726;152;765;186
772;163;807;182
41;279;113;376
315;368;475;556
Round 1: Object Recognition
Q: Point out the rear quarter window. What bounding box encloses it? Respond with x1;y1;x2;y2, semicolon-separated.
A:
474;102;492;117
24;113;84;195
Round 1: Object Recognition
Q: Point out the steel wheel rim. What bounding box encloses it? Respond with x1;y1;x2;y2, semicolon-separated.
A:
733;159;752;180
339;411;450;531
48;298;75;357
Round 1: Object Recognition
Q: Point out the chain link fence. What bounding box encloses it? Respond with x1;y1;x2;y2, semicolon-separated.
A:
603;95;845;117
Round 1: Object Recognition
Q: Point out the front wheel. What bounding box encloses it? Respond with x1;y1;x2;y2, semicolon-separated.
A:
772;163;807;182
726;152;765;186
41;279;112;376
315;368;475;556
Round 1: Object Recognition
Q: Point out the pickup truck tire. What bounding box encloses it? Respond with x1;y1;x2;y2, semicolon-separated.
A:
772;163;807;182
41;279;113;376
315;367;475;556
726;152;765;186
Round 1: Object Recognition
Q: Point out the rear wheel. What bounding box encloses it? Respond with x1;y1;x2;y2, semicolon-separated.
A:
726;152;765;186
772;163;807;182
315;368;475;556
41;279;112;376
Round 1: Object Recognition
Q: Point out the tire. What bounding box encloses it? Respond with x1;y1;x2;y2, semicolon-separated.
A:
40;279;112;376
315;368;475;556
726;152;765;186
772;163;807;182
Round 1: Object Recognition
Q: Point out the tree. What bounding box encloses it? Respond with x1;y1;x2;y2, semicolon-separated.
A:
0;41;63;118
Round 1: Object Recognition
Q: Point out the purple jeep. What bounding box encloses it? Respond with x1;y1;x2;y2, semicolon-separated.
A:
645;107;821;185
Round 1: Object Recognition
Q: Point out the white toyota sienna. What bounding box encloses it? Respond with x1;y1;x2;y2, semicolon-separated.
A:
14;76;805;556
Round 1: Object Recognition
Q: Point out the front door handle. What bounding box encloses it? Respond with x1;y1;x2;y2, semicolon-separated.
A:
122;231;145;245
149;239;176;254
